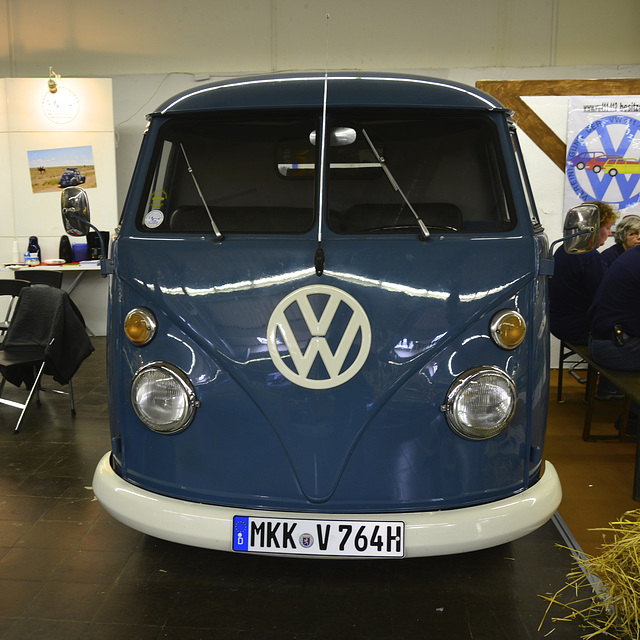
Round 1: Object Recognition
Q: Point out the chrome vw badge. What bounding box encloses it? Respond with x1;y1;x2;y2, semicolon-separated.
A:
267;285;372;390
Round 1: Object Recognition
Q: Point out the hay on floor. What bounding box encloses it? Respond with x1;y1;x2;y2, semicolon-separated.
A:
539;509;640;639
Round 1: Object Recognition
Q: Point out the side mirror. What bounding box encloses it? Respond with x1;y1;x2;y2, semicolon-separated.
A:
563;203;600;254
61;186;91;236
60;186;114;277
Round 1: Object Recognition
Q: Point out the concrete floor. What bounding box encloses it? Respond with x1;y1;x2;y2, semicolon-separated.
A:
0;338;626;639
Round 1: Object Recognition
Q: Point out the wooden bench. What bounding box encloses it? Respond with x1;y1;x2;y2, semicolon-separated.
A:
565;342;640;501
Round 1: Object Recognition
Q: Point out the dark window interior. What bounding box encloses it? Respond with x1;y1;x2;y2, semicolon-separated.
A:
137;111;514;235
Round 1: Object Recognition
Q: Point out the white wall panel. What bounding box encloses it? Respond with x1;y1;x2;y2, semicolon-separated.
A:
1;0;638;77
556;0;640;67
0;78;117;335
6;78;114;132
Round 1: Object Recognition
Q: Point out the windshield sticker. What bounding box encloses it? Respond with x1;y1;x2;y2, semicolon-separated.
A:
143;210;165;229
267;285;371;390
150;190;167;209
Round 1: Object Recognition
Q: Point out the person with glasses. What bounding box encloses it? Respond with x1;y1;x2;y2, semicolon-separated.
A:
601;214;640;267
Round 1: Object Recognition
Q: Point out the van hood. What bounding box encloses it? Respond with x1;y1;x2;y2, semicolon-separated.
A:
118;234;536;504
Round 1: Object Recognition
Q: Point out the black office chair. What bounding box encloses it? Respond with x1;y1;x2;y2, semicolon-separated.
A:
0;285;94;432
15;270;63;288
0;279;30;337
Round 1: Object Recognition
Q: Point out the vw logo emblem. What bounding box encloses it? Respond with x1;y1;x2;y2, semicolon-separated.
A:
267;285;372;390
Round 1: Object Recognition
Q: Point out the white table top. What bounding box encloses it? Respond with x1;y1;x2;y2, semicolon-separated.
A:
5;262;101;272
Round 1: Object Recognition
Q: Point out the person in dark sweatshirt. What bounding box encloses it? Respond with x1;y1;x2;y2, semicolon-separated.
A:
549;201;618;345
590;244;640;369
589;244;640;433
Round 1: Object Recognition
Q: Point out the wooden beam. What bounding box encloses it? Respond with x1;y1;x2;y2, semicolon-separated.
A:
476;79;640;171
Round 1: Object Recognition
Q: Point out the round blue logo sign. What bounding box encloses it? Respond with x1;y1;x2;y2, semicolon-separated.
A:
566;115;640;210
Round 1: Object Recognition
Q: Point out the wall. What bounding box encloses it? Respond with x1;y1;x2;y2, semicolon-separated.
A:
2;0;639;77
0;78;118;335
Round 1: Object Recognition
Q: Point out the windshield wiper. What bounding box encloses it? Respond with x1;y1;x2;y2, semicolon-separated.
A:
180;143;224;242
361;129;429;240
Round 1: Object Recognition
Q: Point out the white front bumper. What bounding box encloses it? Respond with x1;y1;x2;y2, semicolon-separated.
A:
92;453;562;558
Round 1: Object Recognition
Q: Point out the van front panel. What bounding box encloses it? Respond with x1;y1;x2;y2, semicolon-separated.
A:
109;229;540;512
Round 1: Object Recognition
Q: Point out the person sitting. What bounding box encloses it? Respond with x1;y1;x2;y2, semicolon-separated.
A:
549;201;618;346
589;244;640;434
600;214;640;267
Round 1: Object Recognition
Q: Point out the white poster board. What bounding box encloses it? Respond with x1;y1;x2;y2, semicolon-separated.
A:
564;96;640;217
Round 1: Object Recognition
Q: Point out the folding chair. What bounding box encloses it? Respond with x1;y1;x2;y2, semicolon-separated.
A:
0;285;94;432
557;340;587;403
0;279;30;337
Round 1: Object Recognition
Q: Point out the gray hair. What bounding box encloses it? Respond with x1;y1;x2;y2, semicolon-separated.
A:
614;215;640;244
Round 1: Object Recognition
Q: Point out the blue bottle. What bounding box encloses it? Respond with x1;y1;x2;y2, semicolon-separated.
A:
27;236;41;262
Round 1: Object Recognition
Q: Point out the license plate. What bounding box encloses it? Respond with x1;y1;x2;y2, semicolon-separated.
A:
233;516;404;557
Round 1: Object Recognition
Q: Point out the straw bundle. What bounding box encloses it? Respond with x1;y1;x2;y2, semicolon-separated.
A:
539;509;640;639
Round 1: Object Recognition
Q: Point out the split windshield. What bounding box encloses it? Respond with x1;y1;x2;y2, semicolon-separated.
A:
138;111;514;235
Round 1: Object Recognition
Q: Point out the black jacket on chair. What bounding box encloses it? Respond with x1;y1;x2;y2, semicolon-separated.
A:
0;285;94;387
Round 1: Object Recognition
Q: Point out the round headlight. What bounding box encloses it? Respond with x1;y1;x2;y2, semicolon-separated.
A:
490;309;526;350
442;366;517;439
125;308;157;346
131;362;199;433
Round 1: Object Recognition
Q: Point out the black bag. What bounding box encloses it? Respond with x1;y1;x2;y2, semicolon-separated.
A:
59;235;73;263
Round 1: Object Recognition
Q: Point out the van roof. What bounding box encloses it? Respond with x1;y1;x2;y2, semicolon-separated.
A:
153;72;506;116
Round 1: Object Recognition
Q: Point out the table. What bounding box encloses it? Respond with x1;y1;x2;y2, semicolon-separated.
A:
8;263;102;293
3;263;107;335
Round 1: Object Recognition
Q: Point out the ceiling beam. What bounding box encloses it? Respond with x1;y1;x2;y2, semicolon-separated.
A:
476;79;640;171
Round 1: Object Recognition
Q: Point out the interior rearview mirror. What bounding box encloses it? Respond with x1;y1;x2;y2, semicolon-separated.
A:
563;203;600;254
309;127;357;146
61;186;91;236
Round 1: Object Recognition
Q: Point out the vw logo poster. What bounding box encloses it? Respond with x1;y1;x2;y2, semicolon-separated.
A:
565;96;640;217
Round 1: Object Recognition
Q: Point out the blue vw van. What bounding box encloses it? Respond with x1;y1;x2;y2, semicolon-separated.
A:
83;72;575;558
